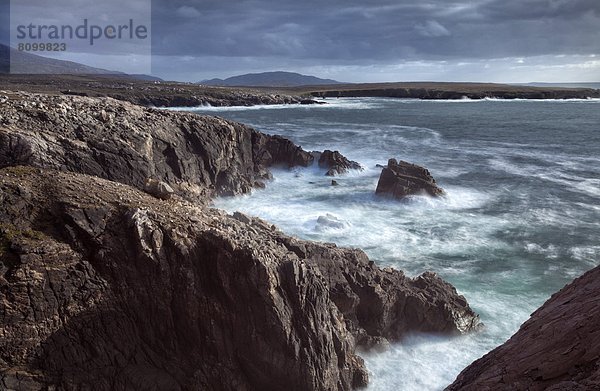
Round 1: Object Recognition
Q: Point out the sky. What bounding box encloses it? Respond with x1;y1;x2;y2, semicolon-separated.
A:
4;0;600;82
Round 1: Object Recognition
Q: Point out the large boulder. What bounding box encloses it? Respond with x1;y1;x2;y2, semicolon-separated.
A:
0;167;480;391
375;158;444;199
447;265;600;391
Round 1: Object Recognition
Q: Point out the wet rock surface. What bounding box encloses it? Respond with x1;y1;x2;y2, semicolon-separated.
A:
0;167;480;390
446;265;600;391
375;158;445;199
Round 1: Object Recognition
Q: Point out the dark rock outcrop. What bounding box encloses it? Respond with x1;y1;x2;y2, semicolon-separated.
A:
0;92;313;202
315;150;363;176
0;167;480;390
447;265;600;391
252;132;314;168
375;158;444;199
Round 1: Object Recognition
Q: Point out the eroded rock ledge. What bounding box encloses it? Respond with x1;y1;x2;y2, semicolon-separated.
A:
0;167;480;390
446;265;600;391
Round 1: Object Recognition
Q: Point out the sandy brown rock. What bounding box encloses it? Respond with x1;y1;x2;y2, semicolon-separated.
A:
376;158;444;199
0;167;480;390
446;265;600;391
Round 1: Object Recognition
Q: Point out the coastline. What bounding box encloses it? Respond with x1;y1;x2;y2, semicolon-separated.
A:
0;75;598;109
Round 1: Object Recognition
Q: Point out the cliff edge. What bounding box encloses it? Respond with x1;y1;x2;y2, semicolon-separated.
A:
447;265;600;391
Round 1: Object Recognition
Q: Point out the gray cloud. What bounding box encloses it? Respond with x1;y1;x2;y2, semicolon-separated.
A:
7;0;600;81
151;0;600;60
415;20;451;37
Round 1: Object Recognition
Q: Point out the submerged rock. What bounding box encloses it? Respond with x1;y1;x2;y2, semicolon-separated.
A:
375;158;444;199
447;265;600;391
315;213;350;230
315;150;363;176
0;167;480;390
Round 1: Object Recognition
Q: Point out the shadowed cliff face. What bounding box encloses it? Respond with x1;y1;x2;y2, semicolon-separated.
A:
0;92;313;203
447;265;600;391
0;167;480;390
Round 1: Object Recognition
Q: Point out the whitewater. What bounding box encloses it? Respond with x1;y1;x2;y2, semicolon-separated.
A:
171;97;600;390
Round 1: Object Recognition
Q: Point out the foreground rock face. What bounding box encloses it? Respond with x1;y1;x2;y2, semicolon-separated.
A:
0;92;313;202
375;158;444;199
447;265;600;391
0;167;480;390
316;150;363;176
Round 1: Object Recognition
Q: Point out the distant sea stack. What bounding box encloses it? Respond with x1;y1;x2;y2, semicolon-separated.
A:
376;158;445;199
447;264;600;391
0;91;481;390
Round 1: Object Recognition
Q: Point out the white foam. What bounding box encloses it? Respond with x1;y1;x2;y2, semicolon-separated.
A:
163;97;384;112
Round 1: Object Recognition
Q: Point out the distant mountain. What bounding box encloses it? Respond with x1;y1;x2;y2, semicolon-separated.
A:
200;71;342;87
0;44;161;81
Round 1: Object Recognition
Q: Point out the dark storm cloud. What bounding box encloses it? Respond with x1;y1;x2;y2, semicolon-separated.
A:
151;0;600;61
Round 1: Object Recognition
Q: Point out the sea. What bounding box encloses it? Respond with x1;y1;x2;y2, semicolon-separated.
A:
170;97;600;390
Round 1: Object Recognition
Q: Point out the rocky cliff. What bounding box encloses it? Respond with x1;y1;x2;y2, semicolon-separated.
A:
0;92;313;203
447;265;600;391
0;167;479;390
0;92;481;390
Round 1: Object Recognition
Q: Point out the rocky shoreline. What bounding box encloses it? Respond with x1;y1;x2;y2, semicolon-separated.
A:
0;75;597;110
1;87;598;390
0;91;481;390
0;75;319;108
296;82;600;100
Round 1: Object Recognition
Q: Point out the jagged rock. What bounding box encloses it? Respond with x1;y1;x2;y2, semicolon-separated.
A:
447;265;600;391
375;158;444;199
331;180;339;186
0;92;314;202
315;150;363;176
143;178;174;200
0;167;480;390
252;132;314;168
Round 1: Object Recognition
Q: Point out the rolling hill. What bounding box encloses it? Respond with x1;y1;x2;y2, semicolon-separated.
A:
200;71;342;87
